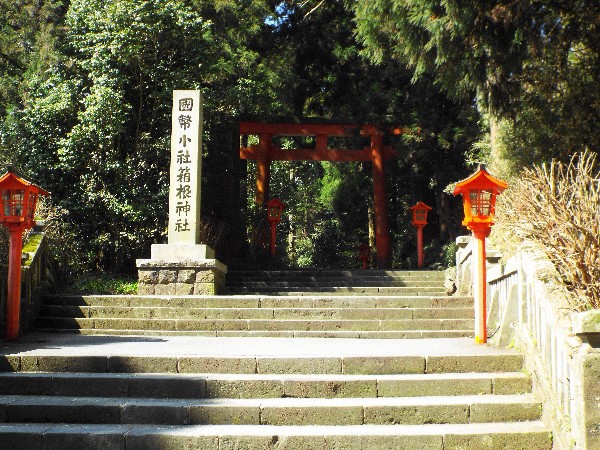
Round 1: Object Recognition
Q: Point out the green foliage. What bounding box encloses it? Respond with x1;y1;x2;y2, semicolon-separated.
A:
351;0;600;174
0;0;486;274
441;241;458;268
3;0;285;274
351;0;534;112
63;272;137;295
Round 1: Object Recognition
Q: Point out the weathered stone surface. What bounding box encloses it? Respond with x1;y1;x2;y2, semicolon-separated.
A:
378;377;491;397
194;283;216;295
0;374;53;395
582;352;600;448
343;356;425;375
257;357;342;375
469;399;541;423
127;426;216;450
218;435;280;450
129;376;207;399
121;403;190;425
0;356;21;372
178;357;256;374
22;356;107;373
206;379;284;399
0;425;49;450
53;375;128;397
573;310;600;338
443;430;552;449
283;379;376;398
154;284;176;296
492;374;531;395
190;404;259;425
426;355;523;373
107;357;177;373
6;398;121;424
44;424;126;450
176;283;194;296
260;404;363;425
335;434;442;450
196;271;216;283
157;270;178;285
138;270;159;284
363;404;469;425
178;270;196;284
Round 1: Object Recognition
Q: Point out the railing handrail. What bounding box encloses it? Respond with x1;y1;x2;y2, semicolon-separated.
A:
455;235;584;449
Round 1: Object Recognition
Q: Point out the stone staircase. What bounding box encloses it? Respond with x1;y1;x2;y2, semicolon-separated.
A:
35;270;474;338
0;270;552;449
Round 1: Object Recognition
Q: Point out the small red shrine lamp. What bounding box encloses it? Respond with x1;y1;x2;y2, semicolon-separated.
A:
409;201;432;268
453;164;507;344
358;243;370;269
0;166;49;340
266;198;285;257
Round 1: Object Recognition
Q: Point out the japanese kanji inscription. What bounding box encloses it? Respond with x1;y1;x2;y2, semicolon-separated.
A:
168;90;203;244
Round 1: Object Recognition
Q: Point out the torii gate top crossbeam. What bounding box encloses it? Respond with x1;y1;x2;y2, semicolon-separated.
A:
239;121;399;162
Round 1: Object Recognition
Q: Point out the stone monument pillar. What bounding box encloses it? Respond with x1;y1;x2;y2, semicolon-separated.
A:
136;90;227;295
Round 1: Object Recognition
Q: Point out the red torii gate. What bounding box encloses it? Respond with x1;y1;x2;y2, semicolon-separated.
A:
239;121;401;268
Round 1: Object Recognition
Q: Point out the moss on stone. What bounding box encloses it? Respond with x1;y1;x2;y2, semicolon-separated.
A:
21;233;44;267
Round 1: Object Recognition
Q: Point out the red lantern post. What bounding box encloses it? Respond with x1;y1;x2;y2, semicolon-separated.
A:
453;164;507;344
358;243;370;269
0;167;49;340
409;202;432;268
266;198;285;257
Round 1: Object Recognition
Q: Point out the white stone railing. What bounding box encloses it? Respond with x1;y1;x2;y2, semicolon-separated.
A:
455;236;586;449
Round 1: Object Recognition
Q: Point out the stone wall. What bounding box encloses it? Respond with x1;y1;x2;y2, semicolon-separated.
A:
137;260;226;295
0;226;55;334
455;235;600;450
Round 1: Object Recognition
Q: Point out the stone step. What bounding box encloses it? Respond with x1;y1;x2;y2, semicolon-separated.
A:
0;372;532;399
34;317;475;333
3;353;524;375
223;287;448;295
32;328;474;338
0;422;553;450
0;394;542;426
225;280;443;288
39;305;473;320
42;295;472;309
225;269;446;279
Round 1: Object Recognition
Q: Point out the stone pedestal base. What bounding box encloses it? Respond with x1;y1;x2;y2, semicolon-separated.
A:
136;244;227;295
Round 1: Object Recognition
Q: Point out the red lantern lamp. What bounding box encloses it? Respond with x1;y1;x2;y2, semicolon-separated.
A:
266;198;285;225
452;164;507;234
410;201;432;227
0;166;49;340
409;202;432;268
452;164;507;344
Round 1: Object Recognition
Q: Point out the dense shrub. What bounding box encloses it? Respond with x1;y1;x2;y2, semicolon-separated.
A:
494;151;600;311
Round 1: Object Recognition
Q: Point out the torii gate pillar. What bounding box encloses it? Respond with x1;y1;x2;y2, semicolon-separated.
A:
256;133;272;206
240;121;394;269
371;132;392;268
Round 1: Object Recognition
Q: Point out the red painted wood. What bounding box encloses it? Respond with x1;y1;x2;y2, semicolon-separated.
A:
241;122;396;268
6;227;23;340
241;146;396;162
371;133;392;269
256;134;271;205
